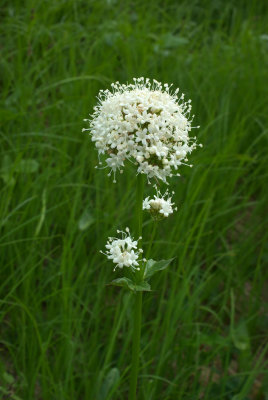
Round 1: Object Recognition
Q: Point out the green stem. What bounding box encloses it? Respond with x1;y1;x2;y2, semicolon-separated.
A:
129;291;142;400
129;173;144;400
146;221;157;260
135;173;144;242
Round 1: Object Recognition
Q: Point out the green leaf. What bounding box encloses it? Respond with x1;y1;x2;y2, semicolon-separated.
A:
232;320;250;351
1;155;12;171
78;209;95;230
1;155;15;185
0;157;39;184
15;159;39;173
161;33;189;49
99;368;120;400
134;281;151;291
0;386;9;394
110;277;151;292
11;395;23;400
3;372;15;384
1;156;39;175
144;258;174;280
1;172;15;186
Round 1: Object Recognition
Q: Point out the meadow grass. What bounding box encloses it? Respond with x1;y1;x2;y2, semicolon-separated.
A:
0;0;268;399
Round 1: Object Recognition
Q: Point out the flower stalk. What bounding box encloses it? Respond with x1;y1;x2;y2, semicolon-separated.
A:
146;221;158;259
129;290;142;400
135;174;144;278
129;173;144;400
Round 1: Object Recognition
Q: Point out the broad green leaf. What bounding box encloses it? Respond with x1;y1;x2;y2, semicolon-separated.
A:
134;281;151;291
0;172;15;186
3;371;15;384
232;321;250;351
11;395;23;400
15;159;39;173
0;386;9;394
99;368;120;400
110;277;151;292
78;209;95;230
144;258;174;280
1;155;15;185
1;156;39;175
0;157;39;184
161;33;189;49
2;155;12;171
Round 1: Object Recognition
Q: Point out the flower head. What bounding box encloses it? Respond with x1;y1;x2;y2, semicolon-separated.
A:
143;187;177;220
101;228;144;271
83;77;201;183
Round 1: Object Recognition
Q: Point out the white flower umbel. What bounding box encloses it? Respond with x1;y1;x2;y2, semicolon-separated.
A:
101;228;144;271
83;77;201;183
143;187;177;220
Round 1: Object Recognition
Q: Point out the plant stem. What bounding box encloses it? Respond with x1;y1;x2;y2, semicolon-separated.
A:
135;173;144;242
146;221;157;260
129;291;142;400
129;173;144;400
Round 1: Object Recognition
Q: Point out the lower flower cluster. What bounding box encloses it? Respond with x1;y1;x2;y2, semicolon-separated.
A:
101;228;144;271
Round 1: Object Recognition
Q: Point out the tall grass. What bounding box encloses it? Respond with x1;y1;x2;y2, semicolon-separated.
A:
0;1;267;399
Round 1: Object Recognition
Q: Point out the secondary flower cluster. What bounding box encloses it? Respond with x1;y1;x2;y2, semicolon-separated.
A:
83;77;200;183
101;228;144;271
143;187;177;220
102;188;176;270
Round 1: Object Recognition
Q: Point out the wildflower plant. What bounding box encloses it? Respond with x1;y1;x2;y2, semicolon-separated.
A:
84;78;201;400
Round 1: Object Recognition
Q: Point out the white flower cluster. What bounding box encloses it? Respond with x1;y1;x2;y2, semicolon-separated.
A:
143;187;177;219
83;77;201;183
101;228;144;271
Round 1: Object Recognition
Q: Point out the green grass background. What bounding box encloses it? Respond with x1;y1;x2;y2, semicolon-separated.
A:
1;0;268;399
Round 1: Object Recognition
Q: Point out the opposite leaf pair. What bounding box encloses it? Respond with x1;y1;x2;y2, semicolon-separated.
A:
110;258;174;292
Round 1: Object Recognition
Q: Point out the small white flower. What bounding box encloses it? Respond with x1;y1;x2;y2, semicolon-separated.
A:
83;77;201;183
143;186;177;220
101;228;143;271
